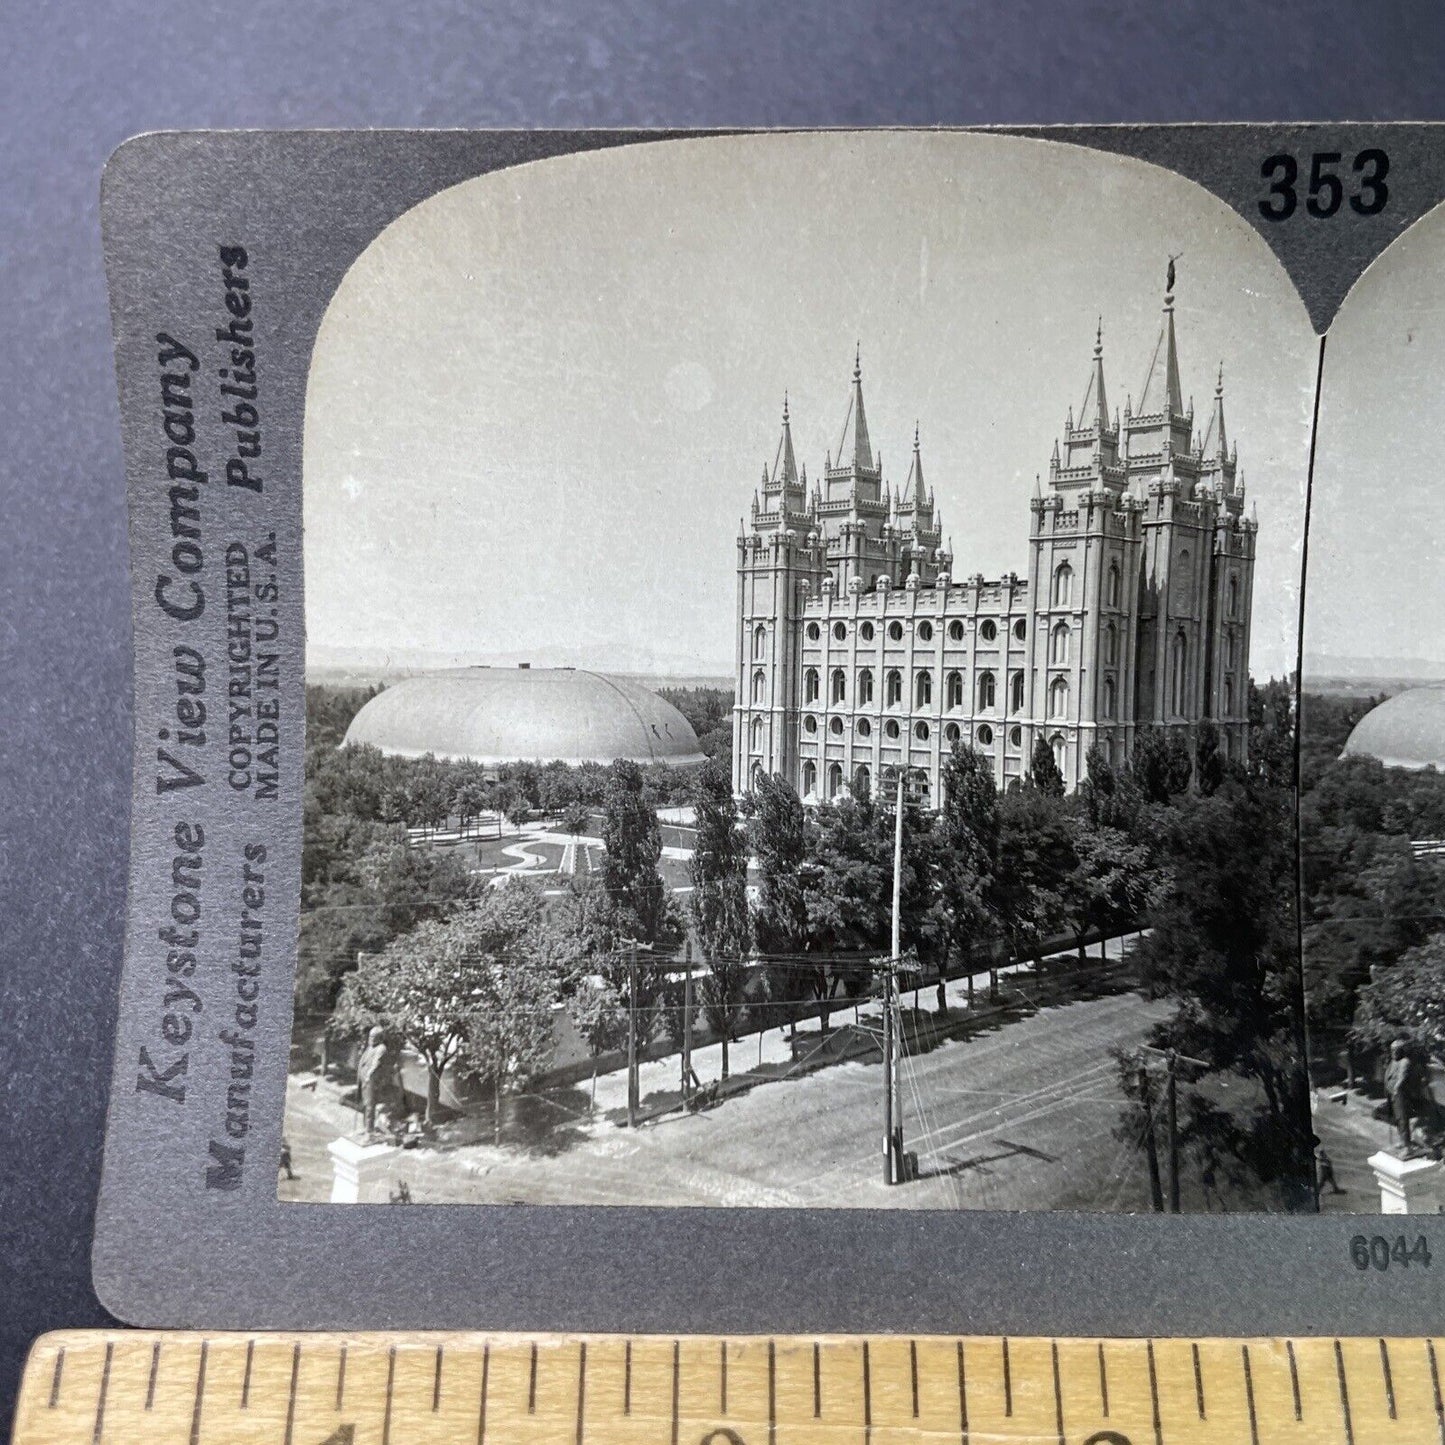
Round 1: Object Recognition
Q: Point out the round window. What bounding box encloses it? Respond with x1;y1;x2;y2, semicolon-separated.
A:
1013;618;1027;642
861;621;875;642
980;620;997;643
918;621;934;642
948;620;965;642
978;724;994;746
830;716;844;736
888;621;904;642
1009;725;1022;747
884;719;901;740
914;721;931;741
803;715;817;734
833;621;847;642
944;723;961;743
807;622;820;642
857;718;872;738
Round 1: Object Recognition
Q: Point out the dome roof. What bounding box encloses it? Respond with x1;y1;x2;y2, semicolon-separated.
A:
1341;686;1445;772
342;667;707;767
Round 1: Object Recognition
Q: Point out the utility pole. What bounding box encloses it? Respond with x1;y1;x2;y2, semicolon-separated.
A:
882;958;894;1185
1166;1051;1180;1214
626;941;639;1128
1138;1065;1164;1212
884;767;907;1185
682;941;694;1103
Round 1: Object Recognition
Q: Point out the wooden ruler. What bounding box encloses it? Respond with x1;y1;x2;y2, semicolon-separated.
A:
13;1331;1445;1445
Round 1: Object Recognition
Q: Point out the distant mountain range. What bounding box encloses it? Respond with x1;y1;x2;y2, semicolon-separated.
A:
1305;653;1445;686
307;643;732;691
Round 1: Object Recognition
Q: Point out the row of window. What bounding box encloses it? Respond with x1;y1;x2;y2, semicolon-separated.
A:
791;719;1024;755
790;616;1029;650
764;616;1128;668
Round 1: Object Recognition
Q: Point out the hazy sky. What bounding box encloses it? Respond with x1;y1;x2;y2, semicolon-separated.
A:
305;131;1317;679
1308;199;1445;672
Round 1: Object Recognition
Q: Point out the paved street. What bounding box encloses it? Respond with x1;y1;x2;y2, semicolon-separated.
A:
283;985;1172;1211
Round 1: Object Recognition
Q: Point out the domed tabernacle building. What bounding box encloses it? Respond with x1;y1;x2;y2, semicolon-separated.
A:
1341;686;1445;772
343;666;706;767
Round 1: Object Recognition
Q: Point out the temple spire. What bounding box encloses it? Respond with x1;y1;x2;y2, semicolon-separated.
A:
1201;362;1228;461
834;344;875;472
771;391;798;485
1137;259;1184;418
903;422;928;508
1079;317;1109;432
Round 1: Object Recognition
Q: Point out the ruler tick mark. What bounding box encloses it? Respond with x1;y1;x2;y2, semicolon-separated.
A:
434;1345;444;1412
911;1339;920;1418
187;1341;207;1445
1427;1339;1445;1445
146;1342;161;1412
1097;1342;1109;1417
382;1344;396;1445
1380;1339;1397;1419
1242;1344;1259;1445
1002;1339;1012;1417
92;1341;113;1445
1146;1340;1162;1445
476;1343;490;1445
283;1342;301;1445
1191;1342;1204;1419
1336;1339;1356;1445
241;1339;253;1409
624;1340;632;1416
575;1342;587;1445
1287;1340;1302;1421
337;1343;348;1411
768;1339;777;1445
863;1341;873;1441
671;1340;681;1445
1051;1341;1064;1445
529;1342;538;1414
720;1340;728;1416
48;1349;64;1409
812;1341;821;1418
957;1340;968;1445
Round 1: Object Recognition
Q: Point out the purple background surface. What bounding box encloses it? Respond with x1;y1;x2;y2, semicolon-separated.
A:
5;0;1445;1427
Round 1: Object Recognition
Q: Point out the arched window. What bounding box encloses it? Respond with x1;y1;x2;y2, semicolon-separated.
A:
1224;676;1234;715
750;762;765;791
804;667;819;704
831;668;846;704
1172;549;1193;610
1009;670;1025;712
916;670;933;707
1228;575;1239;619
858;668;874;704
1052;561;1073;607
913;774;931;808
1107;562;1121;608
854;764;871;798
977;724;994;746
980;619;997;643
946;671;964;709
753;623;766;659
977;670;996;711
801;760;817;798
827;763;843;800
750;716;764;750
1170;631;1188;715
886;669;903;706
751;670;766;705
1049;676;1068;719
1050;621;1070;666
1051;733;1067;774
1102;676;1116;720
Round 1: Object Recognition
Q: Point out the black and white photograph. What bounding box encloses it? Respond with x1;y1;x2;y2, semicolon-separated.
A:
282;131;1320;1212
1299;199;1445;1216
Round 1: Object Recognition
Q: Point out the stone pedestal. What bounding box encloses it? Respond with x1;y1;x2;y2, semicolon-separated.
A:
1368;1150;1445;1214
328;1136;396;1204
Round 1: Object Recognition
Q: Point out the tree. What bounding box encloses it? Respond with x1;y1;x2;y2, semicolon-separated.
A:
1353;935;1445;1058
935;744;999;1008
602;759;675;947
750;772;814;1038
1130;728;1193;804
689;761;752;1077
993;784;1071;969
333;883;550;1125
1028;736;1065;797
1059;820;1154;965
550;872;628;1105
1195;721;1225;796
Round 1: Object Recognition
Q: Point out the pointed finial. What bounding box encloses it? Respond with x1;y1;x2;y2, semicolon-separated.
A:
1095;317;1103;357
1166;252;1182;305
782;390;790;423
853;342;861;381
1216;362;1224;396
913;421;921;452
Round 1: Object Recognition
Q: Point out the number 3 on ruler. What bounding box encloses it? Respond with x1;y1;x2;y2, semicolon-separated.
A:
1259;149;1389;220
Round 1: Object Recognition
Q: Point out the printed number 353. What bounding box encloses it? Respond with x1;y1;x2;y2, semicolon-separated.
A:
1259;149;1389;220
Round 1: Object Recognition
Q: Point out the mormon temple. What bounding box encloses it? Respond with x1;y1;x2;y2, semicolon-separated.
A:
733;271;1258;803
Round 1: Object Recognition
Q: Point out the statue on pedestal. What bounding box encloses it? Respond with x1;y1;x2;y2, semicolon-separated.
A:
356;1026;400;1138
1384;1038;1442;1159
